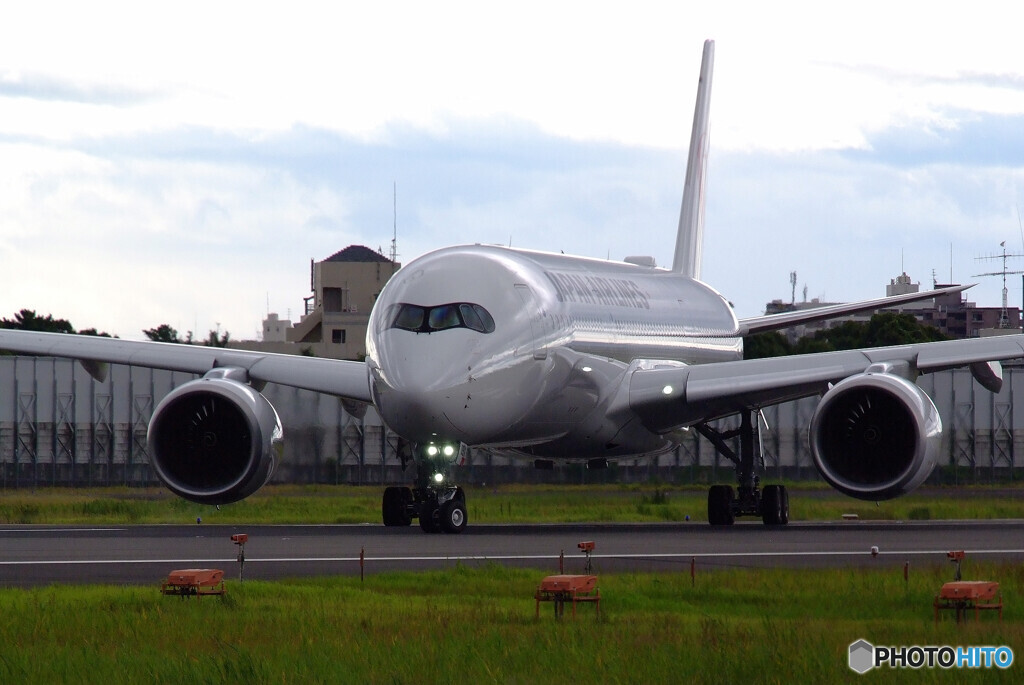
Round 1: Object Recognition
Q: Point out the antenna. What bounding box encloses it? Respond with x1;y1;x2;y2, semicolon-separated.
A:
1018;204;1024;251
973;242;1024;328
789;271;797;305
390;182;399;272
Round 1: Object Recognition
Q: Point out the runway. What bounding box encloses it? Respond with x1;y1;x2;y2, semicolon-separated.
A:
0;520;1022;587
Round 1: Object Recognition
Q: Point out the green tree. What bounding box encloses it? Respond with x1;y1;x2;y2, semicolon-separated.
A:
1;309;75;333
77;328;114;337
143;324;184;343
744;312;948;358
203;329;230;348
743;331;792;359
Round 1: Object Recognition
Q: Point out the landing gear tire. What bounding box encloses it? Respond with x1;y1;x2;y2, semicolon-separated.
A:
382;486;413;527
439;498;468;534
761;484;789;526
708;485;735;526
419;501;441;533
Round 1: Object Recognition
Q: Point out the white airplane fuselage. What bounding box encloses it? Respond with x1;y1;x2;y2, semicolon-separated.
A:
366;244;741;459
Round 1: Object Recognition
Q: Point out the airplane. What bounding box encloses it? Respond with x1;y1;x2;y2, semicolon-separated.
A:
4;40;1024;534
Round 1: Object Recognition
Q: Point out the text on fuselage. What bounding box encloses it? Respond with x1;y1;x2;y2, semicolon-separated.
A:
543;271;650;309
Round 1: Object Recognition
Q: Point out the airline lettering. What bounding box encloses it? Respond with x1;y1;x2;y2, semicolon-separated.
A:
543;271;650;309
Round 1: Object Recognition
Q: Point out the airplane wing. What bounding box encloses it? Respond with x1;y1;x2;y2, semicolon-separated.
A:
0;329;372;402
628;334;1024;432
736;284;970;336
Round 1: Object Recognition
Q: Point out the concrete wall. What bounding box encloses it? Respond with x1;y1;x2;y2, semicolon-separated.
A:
1;356;1020;487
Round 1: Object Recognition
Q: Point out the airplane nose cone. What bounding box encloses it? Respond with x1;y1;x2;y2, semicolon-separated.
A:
369;332;477;442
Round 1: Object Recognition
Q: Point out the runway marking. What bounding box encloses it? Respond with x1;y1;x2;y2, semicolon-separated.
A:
1;549;1022;566
0;528;127;533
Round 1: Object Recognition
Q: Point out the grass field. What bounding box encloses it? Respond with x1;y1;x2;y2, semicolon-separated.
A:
0;563;1019;683
1;482;1024;525
0;484;1021;682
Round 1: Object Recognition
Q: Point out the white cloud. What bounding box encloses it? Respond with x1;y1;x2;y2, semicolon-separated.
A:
2;1;1024;338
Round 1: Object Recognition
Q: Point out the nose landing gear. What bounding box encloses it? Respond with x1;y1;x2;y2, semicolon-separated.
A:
381;443;468;534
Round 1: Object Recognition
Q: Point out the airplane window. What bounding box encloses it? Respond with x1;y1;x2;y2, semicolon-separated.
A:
393;305;426;331
390;302;495;334
471;304;495;333
428;305;461;330
459;304;485;332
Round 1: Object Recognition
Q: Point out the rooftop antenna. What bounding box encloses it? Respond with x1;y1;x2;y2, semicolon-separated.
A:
973;241;1024;328
789;271;797;305
1018;204;1024;251
390;182;399;273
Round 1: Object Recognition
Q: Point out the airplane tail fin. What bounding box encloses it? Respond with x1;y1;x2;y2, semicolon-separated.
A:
671;39;715;277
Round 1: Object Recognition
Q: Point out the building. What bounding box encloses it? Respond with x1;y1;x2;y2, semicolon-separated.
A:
230;245;400;359
286;245;400;359
262;313;293;343
764;272;1021;341
917;285;1021;339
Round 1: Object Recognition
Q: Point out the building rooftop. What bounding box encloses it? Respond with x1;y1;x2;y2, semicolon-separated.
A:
323;245;395;264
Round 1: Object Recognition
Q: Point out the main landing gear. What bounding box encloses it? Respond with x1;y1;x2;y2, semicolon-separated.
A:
382;450;468;534
697;410;789;526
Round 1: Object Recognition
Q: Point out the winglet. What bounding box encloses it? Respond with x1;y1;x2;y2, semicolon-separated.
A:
671;39;715;277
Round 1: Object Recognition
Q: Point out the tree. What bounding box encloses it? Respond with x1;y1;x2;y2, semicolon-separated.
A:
143;324;184;344
142;324;231;347
1;309;75;333
744;313;948;358
203;329;230;348
743;331;792;359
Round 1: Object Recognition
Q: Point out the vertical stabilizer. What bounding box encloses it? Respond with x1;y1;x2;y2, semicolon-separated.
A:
671;39;715;277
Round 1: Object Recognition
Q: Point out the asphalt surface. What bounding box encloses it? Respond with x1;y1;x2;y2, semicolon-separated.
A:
1;520;1022;586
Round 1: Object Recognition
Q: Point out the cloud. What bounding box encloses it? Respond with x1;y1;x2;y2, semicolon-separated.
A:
4;106;1024;339
0;72;160;106
850;111;1024;168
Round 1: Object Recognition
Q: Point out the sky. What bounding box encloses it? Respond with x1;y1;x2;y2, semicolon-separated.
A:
3;1;1024;340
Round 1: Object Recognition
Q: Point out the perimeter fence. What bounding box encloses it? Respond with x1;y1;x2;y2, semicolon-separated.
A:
1;356;1021;487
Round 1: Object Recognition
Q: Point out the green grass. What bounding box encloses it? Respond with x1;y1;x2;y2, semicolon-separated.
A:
1;483;1024;525
0;563;1020;683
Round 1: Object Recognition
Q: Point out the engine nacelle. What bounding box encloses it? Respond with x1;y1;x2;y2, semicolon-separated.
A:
810;371;940;501
148;377;283;505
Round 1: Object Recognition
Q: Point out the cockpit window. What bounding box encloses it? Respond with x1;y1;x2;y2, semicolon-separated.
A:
391;302;496;334
393;305;426;331
428;304;461;330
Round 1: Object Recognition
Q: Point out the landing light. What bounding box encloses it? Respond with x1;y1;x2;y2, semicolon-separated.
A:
442;445;455;457
427;445;439;457
433;472;445;484
662;385;673;395
581;366;592;373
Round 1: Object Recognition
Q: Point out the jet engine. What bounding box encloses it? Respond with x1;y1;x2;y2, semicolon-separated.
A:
147;375;283;505
809;370;940;501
